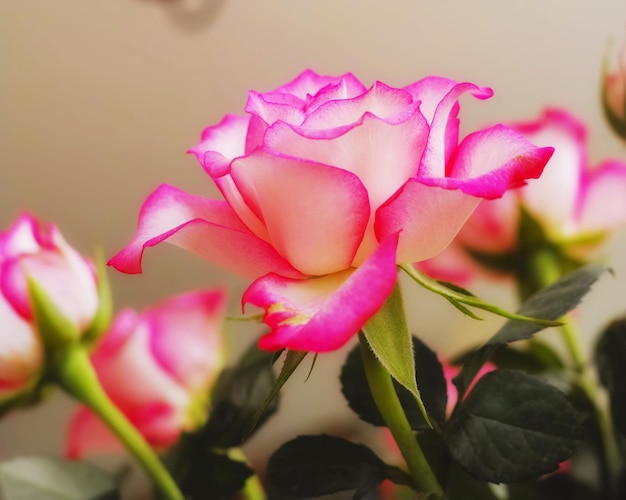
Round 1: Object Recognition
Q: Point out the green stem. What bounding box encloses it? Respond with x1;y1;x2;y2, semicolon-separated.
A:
358;333;443;499
55;345;184;500
522;249;620;487
228;448;266;500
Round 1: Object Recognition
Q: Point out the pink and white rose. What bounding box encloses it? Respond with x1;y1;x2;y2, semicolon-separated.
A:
422;108;626;283
67;290;226;457
110;70;553;352
0;214;98;396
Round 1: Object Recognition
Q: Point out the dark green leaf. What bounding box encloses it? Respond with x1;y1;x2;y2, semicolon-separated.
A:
201;344;277;447
266;435;389;498
167;449;253;500
243;349;307;440
454;265;607;399
444;370;583;483
446;461;499;500
0;456;119;500
595;317;626;454
340;336;447;430
508;474;600;500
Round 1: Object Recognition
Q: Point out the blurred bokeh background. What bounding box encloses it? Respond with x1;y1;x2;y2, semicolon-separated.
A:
2;0;626;492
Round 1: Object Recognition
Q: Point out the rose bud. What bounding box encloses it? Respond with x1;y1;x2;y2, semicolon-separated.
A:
66;290;226;457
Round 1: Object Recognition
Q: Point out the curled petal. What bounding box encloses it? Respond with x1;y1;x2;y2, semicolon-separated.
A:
243;233;400;352
108;184;302;280
302;81;415;130
411;79;493;177
423;125;554;199
188;114;249;178
231;151;370;276
188;115;269;238
375;181;480;264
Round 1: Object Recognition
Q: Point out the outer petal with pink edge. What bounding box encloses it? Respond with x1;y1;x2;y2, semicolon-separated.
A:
243;233;399;352
108;184;302;280
423;125;554;199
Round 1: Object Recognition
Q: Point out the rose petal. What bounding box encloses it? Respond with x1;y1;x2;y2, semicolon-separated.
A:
302;81;415;130
231;151;370;276
375;180;481;264
66;404;178;458
511;109;586;230
421;125;554;199
188;114;249;178
146;290;226;391
108;184;302;280
188;115;269;238
264;110;428;213
243;232;400;352
411;79;493;177
578;160;626;232
0;295;41;387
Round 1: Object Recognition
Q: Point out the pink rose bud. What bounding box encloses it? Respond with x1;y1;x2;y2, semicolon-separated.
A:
66;290;226;458
1;214;99;331
0;214;98;399
110;70;553;353
603;38;626;138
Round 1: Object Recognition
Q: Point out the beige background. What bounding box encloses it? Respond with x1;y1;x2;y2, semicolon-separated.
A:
2;0;626;492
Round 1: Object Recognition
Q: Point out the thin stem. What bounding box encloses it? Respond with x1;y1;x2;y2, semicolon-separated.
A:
522;249;620;488
358;333;443;499
228;449;266;500
56;345;184;500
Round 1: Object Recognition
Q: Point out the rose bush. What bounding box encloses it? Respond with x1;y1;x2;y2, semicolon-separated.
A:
0;214;99;400
110;70;553;352
421;108;626;283
66;290;226;457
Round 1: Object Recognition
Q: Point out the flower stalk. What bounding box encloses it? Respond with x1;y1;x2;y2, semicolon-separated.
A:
358;331;443;498
55;344;184;500
521;248;620;490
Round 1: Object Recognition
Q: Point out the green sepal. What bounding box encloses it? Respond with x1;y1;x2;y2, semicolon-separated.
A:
361;282;430;427
81;249;113;346
27;276;80;353
400;264;561;327
244;348;307;439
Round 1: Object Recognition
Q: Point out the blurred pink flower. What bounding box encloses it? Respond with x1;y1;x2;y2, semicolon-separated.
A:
0;214;98;397
420;109;626;282
110;70;552;353
66;290;226;458
604;39;626;130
